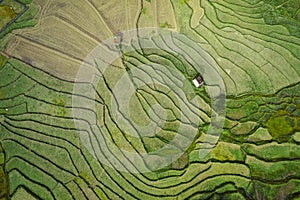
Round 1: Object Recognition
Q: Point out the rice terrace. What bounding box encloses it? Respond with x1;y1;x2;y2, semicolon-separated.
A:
0;0;300;199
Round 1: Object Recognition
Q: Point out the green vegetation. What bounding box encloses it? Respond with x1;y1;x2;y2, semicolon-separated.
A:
159;21;173;29
0;5;17;30
0;54;7;69
179;0;189;5
211;142;246;162
262;0;300;37
141;7;147;14
0;0;36;39
0;1;37;198
0;0;299;199
0;0;28;31
242;142;300;161
247;155;300;181
18;0;33;4
0;144;7;200
223;83;300;143
266;115;295;142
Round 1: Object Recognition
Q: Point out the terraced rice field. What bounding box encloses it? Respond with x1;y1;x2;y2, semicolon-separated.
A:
0;0;299;199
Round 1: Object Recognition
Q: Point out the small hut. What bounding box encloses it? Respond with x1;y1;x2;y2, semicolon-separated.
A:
114;31;123;46
192;73;204;88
